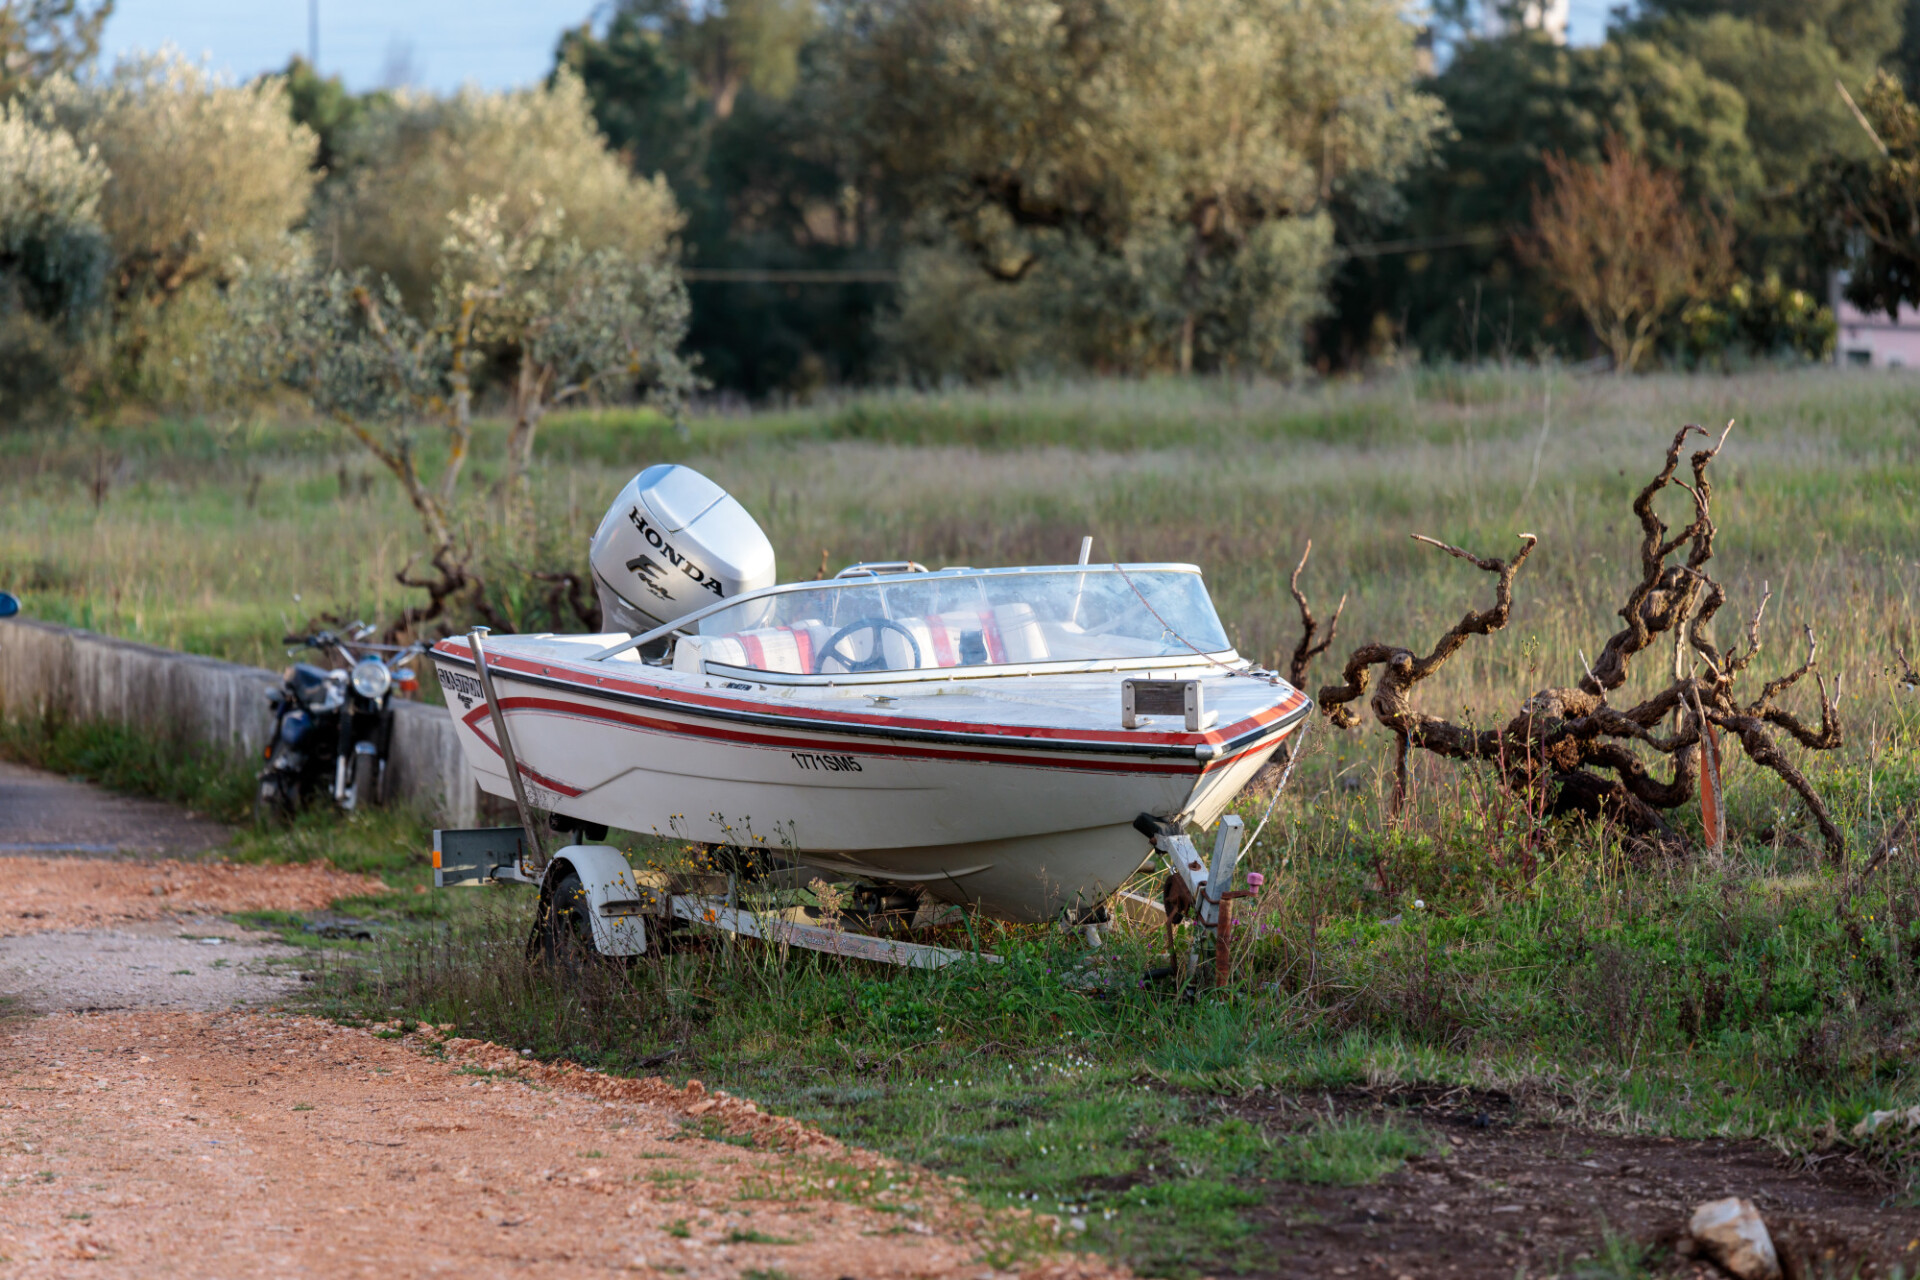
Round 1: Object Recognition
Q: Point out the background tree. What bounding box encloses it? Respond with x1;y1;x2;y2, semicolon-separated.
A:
1327;0;1893;370
437;194;695;521
1522;137;1732;372
0;0;110;103
560;1;891;394
277;55;384;175
31;53;318;397
823;0;1444;376
0;99;107;417
1811;69;1920;320
225;198;693;638
319;69;681;316
1628;0;1899;191
1325;30;1759;365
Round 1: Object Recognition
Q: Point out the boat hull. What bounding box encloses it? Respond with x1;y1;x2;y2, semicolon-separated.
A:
433;650;1308;922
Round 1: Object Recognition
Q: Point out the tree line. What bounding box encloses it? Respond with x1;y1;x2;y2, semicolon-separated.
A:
5;0;1920;419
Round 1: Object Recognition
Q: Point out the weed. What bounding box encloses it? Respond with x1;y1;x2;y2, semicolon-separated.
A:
664;1219;690;1238
1268;1115;1427;1185
1568;1227;1665;1280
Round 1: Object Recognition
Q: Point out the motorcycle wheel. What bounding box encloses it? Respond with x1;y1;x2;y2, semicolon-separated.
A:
347;750;377;812
254;775;296;825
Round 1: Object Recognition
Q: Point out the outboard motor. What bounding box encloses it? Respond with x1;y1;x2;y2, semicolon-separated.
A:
589;464;776;637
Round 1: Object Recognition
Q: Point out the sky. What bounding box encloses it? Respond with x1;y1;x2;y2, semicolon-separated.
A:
1566;0;1612;44
102;0;1619;96
102;0;601;93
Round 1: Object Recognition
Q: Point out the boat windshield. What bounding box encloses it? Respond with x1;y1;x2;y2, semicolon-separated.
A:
681;567;1231;677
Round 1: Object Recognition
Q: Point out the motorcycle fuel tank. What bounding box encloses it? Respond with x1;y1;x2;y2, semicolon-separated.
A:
588;464;776;636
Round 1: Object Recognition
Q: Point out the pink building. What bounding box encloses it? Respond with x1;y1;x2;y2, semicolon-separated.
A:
1833;279;1920;368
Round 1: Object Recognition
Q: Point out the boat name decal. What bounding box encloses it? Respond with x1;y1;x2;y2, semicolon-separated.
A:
627;508;726;597
791;751;863;772
439;668;483;710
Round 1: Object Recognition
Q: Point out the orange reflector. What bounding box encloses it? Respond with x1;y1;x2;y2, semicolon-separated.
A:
431;849;441;868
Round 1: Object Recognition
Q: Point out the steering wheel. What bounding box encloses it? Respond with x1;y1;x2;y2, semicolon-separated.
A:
815;617;923;674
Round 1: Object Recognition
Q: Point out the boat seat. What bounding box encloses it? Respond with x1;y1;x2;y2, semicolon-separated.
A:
889;605;1049;669
676;621;833;675
685;604;1050;675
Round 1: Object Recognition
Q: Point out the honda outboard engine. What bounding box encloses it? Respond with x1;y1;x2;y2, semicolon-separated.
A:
589;464;776;636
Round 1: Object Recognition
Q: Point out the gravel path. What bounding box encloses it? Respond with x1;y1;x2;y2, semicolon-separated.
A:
0;855;384;939
0;917;304;1014
0;1011;1100;1280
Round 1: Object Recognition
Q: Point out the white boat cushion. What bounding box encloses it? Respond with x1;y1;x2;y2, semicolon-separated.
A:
913;606;1050;667
674;633;747;672
696;607;1049;675
687;620;829;674
993;603;1048;663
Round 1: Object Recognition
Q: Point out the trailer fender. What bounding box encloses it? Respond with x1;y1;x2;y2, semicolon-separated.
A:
542;844;649;957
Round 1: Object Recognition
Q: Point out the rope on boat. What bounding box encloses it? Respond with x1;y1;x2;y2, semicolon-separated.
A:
1242;714;1314;861
1109;561;1267;680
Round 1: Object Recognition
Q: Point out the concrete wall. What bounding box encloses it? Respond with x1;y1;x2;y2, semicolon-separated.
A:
0;617;478;824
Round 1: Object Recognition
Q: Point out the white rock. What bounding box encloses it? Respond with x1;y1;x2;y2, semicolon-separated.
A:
1687;1197;1780;1280
1850;1105;1920;1138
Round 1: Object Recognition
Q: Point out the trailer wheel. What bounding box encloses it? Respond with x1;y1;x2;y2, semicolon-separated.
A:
532;870;602;976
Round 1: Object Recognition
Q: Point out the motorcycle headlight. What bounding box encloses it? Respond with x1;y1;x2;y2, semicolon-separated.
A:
350;658;392;700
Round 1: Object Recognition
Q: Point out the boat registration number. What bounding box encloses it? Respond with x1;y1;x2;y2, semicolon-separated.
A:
792;751;863;772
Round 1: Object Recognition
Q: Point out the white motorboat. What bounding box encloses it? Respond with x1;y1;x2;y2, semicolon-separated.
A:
431;466;1311;923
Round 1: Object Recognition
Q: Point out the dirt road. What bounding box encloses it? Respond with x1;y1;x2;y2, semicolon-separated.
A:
0;766;1096;1279
1;1010;1081;1280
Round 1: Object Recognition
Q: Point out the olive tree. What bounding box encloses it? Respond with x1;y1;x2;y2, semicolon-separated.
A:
225;201;693;638
0;0;110;104
439;195;693;511
321;70;682;313
0;98;108;416
31;53;318;394
824;0;1444;375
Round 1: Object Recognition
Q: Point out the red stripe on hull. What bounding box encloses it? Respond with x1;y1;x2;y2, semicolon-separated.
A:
459;693;1296;791
436;642;1311;752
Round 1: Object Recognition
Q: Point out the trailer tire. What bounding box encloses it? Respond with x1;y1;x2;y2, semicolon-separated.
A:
532;870;601;977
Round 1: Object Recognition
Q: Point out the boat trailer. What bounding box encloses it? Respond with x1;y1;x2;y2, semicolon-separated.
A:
430;815;1257;984
429;624;1269;985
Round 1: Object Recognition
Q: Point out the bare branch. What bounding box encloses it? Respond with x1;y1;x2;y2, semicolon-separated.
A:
1313;425;1842;857
1287;540;1346;688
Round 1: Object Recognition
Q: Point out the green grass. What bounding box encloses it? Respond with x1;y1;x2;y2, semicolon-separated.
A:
6;367;1920;1274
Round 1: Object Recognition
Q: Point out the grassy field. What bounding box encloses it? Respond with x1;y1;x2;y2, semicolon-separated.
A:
5;366;1920;1273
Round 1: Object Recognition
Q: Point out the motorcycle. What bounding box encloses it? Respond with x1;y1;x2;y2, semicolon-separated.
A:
257;624;427;821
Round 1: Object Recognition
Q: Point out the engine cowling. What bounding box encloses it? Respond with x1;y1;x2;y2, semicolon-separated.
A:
589;464;776;636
